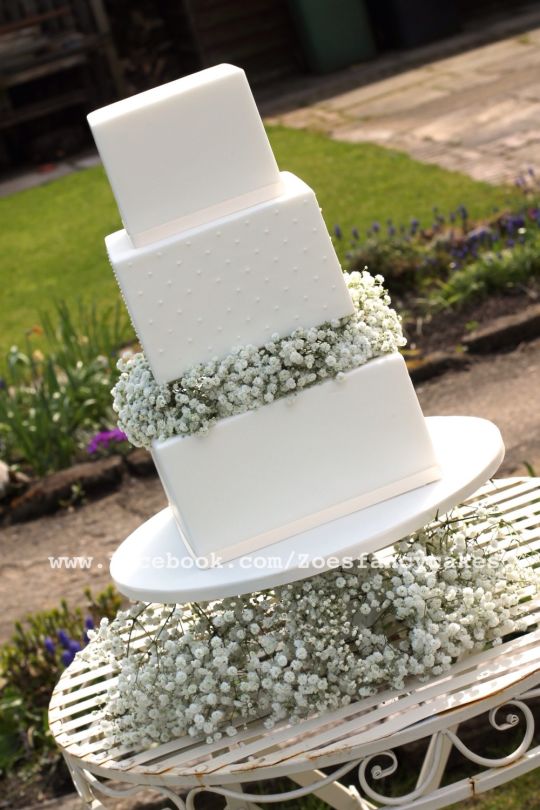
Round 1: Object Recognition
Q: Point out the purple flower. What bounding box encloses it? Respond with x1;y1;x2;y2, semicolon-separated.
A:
85;616;95;630
371;221;380;233
69;640;82;654
351;227;360;240
333;224;343;239
57;629;70;649
87;428;128;455
44;636;56;655
61;650;75;667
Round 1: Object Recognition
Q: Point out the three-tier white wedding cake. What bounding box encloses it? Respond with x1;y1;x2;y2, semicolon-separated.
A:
89;64;441;563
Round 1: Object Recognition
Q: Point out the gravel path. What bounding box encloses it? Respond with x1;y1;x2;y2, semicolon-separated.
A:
1;339;539;644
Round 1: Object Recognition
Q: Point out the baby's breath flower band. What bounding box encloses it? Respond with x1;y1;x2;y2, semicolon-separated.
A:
112;271;406;448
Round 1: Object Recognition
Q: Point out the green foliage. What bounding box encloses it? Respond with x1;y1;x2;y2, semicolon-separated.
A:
347;235;429;293
432;236;540;310
0;300;133;475
0;587;123;777
341;186;540;310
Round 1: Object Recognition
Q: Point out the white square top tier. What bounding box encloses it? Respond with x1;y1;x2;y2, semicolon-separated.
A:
87;64;282;248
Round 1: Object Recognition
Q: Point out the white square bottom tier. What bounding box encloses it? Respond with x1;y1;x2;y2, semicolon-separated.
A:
151;352;441;563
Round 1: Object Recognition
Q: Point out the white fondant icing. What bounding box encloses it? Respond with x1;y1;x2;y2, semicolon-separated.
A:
151;353;441;562
88;65;280;247
107;172;355;384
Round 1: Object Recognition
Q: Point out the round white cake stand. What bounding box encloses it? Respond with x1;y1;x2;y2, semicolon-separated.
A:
111;415;504;603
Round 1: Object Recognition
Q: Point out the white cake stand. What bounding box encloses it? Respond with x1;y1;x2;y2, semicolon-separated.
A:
111;415;504;603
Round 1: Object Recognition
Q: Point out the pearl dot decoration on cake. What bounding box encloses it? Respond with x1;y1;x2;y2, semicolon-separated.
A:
105;172;354;384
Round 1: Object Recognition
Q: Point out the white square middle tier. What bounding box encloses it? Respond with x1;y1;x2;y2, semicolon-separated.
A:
151;353;441;563
106;172;354;384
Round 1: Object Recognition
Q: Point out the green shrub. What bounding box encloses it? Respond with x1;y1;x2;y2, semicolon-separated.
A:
347;234;430;293
340;184;540;310
431;236;540;309
0;586;123;777
0;300;133;475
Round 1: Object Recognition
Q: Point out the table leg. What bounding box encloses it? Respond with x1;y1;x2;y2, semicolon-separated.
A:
415;724;458;793
63;756;106;809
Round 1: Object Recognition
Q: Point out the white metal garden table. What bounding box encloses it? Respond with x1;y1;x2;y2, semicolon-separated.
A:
49;477;540;809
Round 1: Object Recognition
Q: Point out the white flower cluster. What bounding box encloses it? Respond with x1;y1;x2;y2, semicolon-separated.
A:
81;504;537;748
112;271;405;448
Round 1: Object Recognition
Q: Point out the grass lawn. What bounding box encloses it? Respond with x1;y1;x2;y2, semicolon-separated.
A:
0;126;518;359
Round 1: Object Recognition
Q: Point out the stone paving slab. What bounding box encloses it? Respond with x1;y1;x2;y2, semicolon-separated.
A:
268;24;540;184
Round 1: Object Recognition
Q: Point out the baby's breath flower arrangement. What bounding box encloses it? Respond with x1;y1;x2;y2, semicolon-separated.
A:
81;502;539;748
113;271;405;448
